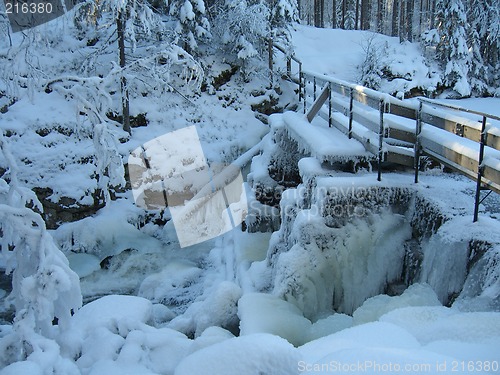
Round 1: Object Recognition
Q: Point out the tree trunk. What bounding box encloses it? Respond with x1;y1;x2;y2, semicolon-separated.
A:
429;0;435;29
406;0;414;41
314;0;320;26
361;0;370;30
399;0;406;41
392;0;400;36
418;0;424;36
322;0;325;27
377;0;384;32
341;0;347;28
332;0;337;28
117;10;131;135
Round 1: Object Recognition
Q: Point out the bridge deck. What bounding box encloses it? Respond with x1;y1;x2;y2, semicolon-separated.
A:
282;111;374;165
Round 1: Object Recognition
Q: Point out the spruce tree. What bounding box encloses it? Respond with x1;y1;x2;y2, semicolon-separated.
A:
466;0;489;95
436;0;471;97
269;0;299;46
169;0;211;52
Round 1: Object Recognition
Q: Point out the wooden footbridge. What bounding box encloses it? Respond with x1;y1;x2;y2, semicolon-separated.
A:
268;41;500;222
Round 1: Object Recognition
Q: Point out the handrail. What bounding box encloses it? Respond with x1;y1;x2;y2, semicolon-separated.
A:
272;43;302;65
419;97;500;122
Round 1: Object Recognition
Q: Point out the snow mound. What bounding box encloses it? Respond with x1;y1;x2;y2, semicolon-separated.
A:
299;321;420;363
174;333;300;375
381;307;500;345
1;361;43;375
353;283;441;325
187;326;235;354
238;293;311;346
71;295;153;332
308;313;353;341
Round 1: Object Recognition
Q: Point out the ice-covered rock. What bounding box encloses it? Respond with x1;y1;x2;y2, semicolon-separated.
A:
169;281;242;337
353;283;441;325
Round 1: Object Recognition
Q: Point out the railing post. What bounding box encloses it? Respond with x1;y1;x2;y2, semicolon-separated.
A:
298;62;303;103
473;115;488;222
313;76;317;101
378;98;384;182
414;101;423;184
287;58;292;78
348;88;354;139
328;82;332;128
303;75;307;114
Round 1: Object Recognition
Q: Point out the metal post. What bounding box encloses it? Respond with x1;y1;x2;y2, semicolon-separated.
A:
299;64;303;103
378;98;384;182
287;58;292;78
313;76;317;101
303;76;307;114
298;65;303;102
473;115;488;222
328;82;332;127
414;101;423;184
348;89;354;139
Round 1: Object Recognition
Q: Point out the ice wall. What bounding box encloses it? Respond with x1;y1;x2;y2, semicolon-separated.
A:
263;174;415;318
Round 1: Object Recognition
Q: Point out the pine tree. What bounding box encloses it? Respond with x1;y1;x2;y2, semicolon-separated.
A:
268;0;299;58
467;0;489;95
436;0;471;97
484;0;500;89
169;0;211;52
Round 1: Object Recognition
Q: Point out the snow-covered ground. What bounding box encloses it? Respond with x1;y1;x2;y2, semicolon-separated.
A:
1;18;500;375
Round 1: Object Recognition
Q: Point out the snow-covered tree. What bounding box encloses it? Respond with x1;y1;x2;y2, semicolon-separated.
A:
466;0;489;95
483;0;500;90
468;31;488;95
0;132;82;370
212;0;270;64
268;0;299;46
467;27;488;95
168;0;211;52
0;1;12;48
357;33;387;89
436;0;471;97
